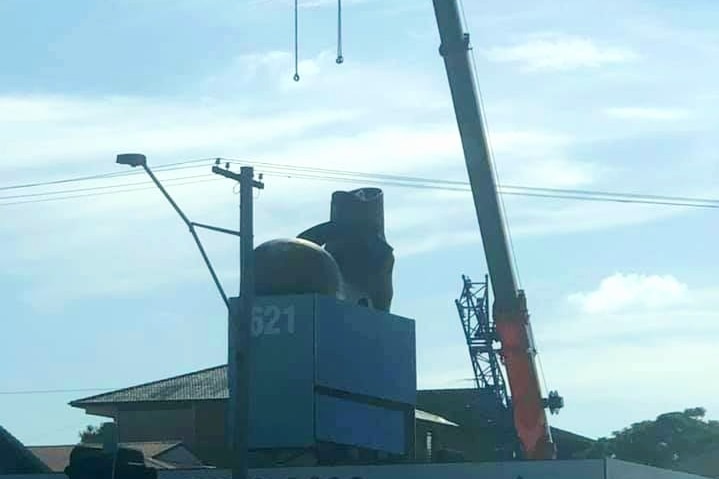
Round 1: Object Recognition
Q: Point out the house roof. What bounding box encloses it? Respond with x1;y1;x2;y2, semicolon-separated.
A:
29;441;196;472
71;365;228;406
71;365;458;429
69;364;593;455
0;425;52;474
27;445;75;472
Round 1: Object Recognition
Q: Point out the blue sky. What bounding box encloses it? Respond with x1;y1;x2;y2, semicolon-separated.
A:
1;0;718;446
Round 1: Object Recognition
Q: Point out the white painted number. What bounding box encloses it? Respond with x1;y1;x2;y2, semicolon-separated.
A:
264;305;281;335
251;306;264;337
251;305;297;337
285;306;295;334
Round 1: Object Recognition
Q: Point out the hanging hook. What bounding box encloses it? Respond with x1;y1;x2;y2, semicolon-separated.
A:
293;0;300;81
336;0;344;64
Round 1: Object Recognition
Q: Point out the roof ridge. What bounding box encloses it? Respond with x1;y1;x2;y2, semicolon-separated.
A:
124;440;183;455
123;440;181;445
69;364;227;406
28;444;79;448
29;441;178;447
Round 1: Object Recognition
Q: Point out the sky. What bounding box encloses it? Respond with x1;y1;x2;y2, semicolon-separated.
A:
1;0;718;447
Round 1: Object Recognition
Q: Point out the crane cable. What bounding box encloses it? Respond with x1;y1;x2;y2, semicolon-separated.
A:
336;0;344;64
292;0;344;80
293;0;300;81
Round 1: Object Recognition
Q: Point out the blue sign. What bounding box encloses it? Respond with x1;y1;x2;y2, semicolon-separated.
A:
246;294;416;455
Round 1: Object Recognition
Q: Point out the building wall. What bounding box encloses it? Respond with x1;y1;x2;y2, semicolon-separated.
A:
117;406;195;446
415;419;497;463
110;400;516;467
107;398;586;467
192;400;230;466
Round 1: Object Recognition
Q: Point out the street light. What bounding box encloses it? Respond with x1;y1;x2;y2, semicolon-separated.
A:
116;153;263;479
116;153;147;168
115;153;231;308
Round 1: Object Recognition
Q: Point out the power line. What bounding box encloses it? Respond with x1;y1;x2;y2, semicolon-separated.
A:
0;388;114;395
502;184;719;205
226;158;719;208
498;190;719;208
0;173;214;201
256;169;719;209
260;171;719;208
0;177;221;207
1;157;718;209
0;158;216;192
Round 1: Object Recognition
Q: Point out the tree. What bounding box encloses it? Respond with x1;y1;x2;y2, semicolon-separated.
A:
581;407;719;468
78;423;113;444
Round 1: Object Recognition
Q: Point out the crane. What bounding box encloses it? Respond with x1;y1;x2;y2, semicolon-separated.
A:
431;0;564;460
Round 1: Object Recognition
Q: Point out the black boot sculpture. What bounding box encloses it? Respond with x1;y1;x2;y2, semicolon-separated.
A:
298;187;395;312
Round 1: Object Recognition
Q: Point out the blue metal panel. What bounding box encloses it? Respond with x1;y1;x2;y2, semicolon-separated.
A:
315;394;407;455
249;295;315;449
315;296;416;405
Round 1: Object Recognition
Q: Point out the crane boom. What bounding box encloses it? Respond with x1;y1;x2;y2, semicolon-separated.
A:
431;0;562;460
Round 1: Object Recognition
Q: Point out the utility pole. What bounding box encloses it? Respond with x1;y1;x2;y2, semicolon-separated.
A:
212;165;264;479
116;154;264;476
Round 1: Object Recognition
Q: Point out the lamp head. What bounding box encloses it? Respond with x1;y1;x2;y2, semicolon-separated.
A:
116;153;147;168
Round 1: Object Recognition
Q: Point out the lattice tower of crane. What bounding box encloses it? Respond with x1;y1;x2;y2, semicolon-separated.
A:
455;275;518;458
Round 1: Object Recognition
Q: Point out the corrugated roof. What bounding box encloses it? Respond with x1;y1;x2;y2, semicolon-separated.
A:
71;365;228;406
29;442;189;472
69;365;593;455
27;445;75;472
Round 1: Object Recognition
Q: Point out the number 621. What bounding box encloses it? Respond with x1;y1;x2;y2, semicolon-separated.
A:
251;305;296;337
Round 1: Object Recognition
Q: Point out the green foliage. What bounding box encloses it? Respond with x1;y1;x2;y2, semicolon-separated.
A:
580;407;719;468
78;423;111;444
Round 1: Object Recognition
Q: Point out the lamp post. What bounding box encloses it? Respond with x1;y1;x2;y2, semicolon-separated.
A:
116;153;231;308
116;154;264;479
211;165;264;479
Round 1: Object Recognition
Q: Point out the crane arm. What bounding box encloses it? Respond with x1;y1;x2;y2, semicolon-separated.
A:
431;0;561;460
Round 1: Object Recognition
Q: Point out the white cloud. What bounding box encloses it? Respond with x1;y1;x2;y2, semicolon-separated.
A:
490;130;572;153
1;44;699;308
568;273;689;314
545;337;718;438
0;95;360;173
535;273;719;436
697;92;719;102
413;272;719;437
528;273;719;348
627;20;719;56
485;33;638;72
604;106;691;121
416;190;682;242
0;89;595;304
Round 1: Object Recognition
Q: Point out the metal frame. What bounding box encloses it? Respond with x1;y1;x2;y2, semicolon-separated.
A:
455;275;508;406
455;274;516;458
